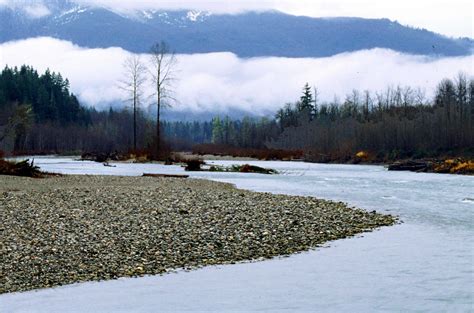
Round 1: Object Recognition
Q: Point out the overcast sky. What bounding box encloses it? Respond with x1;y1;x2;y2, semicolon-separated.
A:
0;0;472;37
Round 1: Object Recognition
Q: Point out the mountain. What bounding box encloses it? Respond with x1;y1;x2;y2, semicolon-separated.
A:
1;1;472;57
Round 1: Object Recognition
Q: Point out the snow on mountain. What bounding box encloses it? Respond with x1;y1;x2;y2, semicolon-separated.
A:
0;1;472;58
54;5;89;24
186;10;211;22
107;8;211;26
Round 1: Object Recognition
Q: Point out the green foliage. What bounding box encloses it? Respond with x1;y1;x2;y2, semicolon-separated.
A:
211;116;223;144
208;115;279;149
278;83;317;127
298;82;315;121
0;65;90;126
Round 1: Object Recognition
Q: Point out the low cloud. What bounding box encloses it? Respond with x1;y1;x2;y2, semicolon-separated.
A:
1;37;472;115
0;0;51;18
23;4;51;18
73;0;272;15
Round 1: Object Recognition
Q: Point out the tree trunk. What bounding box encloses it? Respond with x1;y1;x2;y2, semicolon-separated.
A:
156;88;161;158
133;88;137;152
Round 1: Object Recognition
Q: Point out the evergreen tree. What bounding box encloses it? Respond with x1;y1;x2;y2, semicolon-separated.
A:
211;117;223;144
299;82;314;121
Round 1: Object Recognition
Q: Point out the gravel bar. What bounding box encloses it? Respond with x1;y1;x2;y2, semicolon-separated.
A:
0;175;396;293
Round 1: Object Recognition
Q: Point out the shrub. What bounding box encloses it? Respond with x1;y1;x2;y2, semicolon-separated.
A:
0;159;48;178
184;159;205;171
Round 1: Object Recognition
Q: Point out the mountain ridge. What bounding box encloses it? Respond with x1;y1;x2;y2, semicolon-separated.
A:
0;2;472;58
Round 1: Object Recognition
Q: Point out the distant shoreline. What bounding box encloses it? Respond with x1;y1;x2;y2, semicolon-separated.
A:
6;153;474;175
187;153;474;175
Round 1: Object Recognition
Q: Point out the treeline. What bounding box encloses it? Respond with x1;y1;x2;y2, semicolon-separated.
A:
162;116;281;151
267;77;474;160
0;66;152;154
1;65;473;161
195;77;474;160
0;65;283;155
162;121;212;151
162;117;279;151
0;65;90;126
0;66;95;152
210;116;279;148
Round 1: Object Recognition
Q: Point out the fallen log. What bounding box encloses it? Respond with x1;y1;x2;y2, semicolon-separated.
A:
387;160;431;172
208;163;278;174
142;173;189;178
0;159;52;178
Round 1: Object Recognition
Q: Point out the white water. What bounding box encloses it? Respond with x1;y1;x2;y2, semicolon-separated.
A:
1;157;473;312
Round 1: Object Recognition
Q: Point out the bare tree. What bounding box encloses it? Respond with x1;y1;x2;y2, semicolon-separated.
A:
119;55;146;152
149;41;177;158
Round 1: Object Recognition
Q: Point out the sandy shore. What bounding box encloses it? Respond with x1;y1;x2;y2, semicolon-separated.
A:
0;175;396;293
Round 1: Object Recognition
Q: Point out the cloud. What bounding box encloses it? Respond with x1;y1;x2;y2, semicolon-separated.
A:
0;0;51;18
73;0;273;15
275;0;473;38
23;3;51;18
1;37;472;116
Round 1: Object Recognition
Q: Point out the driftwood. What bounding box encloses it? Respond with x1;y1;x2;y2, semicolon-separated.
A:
0;159;52;178
388;160;430;172
388;160;431;172
388;159;474;175
142;173;189;178
208;163;278;174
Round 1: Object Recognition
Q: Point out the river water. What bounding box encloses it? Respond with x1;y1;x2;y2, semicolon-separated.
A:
1;157;473;312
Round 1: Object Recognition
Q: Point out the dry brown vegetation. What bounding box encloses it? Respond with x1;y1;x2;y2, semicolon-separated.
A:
192;143;303;160
0;159;50;178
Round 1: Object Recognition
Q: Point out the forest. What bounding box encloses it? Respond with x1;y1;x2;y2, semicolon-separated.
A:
268;79;474;161
0;65;473;162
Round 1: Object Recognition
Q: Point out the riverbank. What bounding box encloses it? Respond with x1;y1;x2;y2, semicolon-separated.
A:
387;158;474;175
8;149;473;175
0;174;396;294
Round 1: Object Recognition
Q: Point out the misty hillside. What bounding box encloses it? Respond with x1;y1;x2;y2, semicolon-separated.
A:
0;1;472;57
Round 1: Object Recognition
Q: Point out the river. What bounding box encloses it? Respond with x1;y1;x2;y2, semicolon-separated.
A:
1;157;473;312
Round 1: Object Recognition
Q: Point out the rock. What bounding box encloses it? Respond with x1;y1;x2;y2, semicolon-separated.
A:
0;175;396;294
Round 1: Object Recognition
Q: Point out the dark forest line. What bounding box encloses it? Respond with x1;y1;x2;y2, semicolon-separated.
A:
0;65;473;164
268;78;474;162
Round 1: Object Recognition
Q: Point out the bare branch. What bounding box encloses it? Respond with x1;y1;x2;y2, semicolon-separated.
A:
147;41;178;156
118;54;147;151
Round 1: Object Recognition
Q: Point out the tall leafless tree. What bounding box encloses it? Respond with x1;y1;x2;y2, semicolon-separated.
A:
149;41;177;158
119;55;146;152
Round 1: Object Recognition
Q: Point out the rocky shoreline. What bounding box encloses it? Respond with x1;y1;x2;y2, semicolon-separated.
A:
0;175;396;294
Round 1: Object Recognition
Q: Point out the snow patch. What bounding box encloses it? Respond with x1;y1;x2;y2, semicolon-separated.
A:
186;10;210;22
58;6;87;18
186;10;201;22
139;9;159;20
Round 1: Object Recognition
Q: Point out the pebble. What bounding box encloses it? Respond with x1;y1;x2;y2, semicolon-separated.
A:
0;175;396;293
